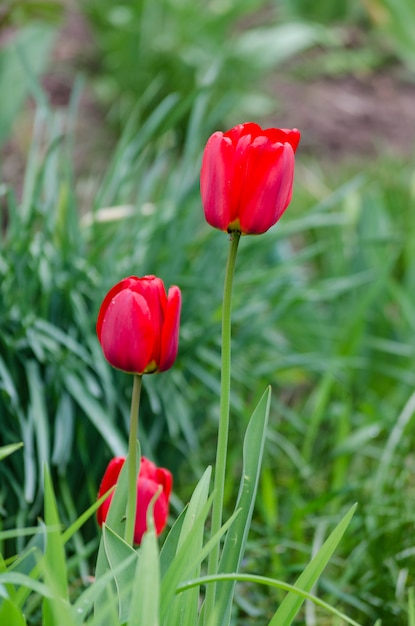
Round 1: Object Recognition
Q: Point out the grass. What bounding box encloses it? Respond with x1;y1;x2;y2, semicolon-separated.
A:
238;157;415;623
2;1;415;623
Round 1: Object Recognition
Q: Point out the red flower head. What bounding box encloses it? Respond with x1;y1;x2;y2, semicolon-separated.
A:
96;275;181;374
97;456;173;545
200;122;300;235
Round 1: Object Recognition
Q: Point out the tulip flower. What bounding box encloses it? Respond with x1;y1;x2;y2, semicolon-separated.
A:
97;456;172;544
96;275;181;375
200;122;300;235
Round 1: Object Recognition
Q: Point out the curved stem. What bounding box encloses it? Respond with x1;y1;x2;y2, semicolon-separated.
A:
204;231;241;620
124;373;142;546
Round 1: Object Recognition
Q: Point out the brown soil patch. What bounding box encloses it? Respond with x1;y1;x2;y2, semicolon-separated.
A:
266;69;415;162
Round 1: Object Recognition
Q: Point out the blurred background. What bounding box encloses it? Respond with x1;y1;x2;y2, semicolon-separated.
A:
1;0;415;623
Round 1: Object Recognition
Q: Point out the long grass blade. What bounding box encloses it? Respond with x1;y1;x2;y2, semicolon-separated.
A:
269;503;357;625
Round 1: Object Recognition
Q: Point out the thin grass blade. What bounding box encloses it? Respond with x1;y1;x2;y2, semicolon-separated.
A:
269;503;357;626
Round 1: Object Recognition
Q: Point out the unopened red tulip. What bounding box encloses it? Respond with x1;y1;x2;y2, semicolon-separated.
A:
200;122;300;235
97;456;172;544
96;275;181;374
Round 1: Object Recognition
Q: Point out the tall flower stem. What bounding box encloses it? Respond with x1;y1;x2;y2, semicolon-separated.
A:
124;373;142;546
205;231;241;619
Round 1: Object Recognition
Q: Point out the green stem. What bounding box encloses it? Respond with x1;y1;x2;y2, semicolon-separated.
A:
204;231;241;620
124;373;142;546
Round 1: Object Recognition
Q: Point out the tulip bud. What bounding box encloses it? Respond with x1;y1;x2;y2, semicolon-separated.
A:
200;122;300;235
97;456;172;545
96;275;181;375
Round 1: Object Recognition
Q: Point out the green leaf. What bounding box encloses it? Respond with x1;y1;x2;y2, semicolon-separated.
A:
10;526;47;609
215;387;271;626
0;572;51;598
74;553;137;625
0;552;17;607
0;598;27;626
27;361;50;492
409;587;415;626
269;503;358;626
167;467;212;626
42;468;67;597
0;356;19;409
178;573;363;626
65;372;126;456
103;525;138;622
160;500;239;624
0;442;23;461
159;506;187;579
160;494;213;623
42;466;71;626
127;493;160;626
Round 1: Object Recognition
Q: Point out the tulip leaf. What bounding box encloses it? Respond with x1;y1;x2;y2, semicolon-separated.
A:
0;598;27;626
165;466;212;626
268;503;357;626
214;386;271;626
74;553;137;624
39;468;80;626
102;525;138;622
160;497;239;624
159;505;187;578
160;496;213;623
127;493;160;626
42;466;69;626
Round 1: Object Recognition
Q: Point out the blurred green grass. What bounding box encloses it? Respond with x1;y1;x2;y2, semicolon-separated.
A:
1;0;415;624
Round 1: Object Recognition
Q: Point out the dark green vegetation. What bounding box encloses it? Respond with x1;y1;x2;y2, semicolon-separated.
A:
1;0;415;623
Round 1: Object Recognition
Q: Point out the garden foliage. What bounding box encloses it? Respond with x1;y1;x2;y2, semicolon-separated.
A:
1;1;415;624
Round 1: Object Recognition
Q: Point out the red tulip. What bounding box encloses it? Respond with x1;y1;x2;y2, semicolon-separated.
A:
97;456;172;544
200;122;300;235
96;275;181;374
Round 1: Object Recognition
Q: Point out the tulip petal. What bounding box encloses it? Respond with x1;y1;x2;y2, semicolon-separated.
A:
225;122;262;144
200;123;300;235
240;141;295;234
139;456;157;479
96;276;139;342
264;128;301;152
229;132;256;227
156;467;173;499
134;476;169;544
158;285;181;372
133;275;166;367
200;132;235;231
99;289;155;374
97;456;172;545
97;457;125;526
